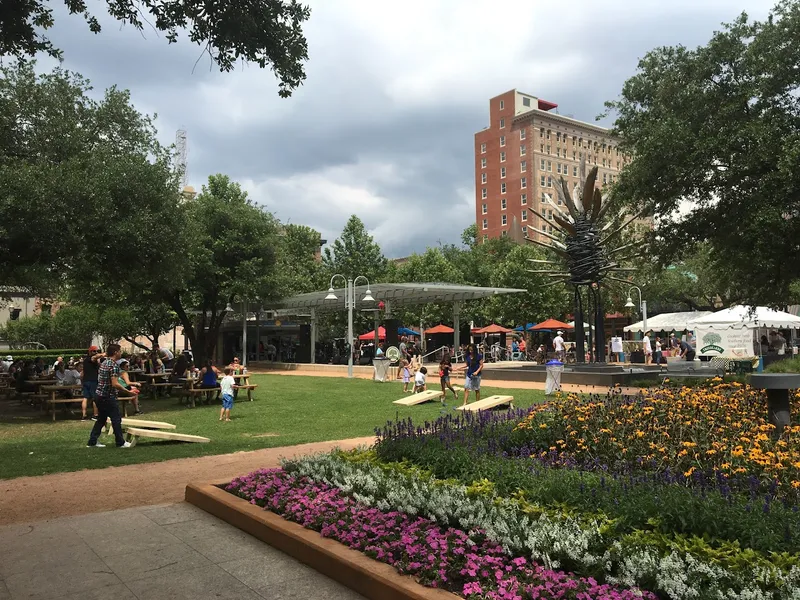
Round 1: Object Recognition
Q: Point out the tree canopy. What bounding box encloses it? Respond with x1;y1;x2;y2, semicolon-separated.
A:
606;0;800;307
2;0;311;97
322;215;388;286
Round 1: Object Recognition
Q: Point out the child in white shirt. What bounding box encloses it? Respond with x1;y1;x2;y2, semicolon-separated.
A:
413;366;427;393
219;367;236;422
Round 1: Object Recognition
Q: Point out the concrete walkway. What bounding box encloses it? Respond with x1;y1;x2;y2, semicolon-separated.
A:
0;502;365;600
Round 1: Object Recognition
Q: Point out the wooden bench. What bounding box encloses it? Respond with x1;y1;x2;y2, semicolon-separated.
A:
392;390;443;406
125;427;210;447
234;383;258;401
456;395;514;412
104;418;176;435
147;382;179;397
185;387;221;408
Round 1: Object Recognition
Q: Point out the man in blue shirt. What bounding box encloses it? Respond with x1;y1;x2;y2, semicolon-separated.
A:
86;343;132;448
461;343;484;406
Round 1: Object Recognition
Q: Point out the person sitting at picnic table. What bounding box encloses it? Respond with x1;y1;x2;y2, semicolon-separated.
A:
15;361;37;393
198;359;222;403
0;355;12;373
129;354;144;371
154;344;175;369
144;351;164;374
33;357;46;376
54;362;67;384
116;358;143;414
169;353;190;383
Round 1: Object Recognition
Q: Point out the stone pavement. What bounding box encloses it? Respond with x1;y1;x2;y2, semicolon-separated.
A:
0;502;365;600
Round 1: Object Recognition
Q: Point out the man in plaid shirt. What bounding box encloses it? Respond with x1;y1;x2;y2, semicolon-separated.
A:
87;343;132;448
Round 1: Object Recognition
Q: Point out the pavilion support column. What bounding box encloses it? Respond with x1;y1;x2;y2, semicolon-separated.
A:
242;301;248;367
310;309;317;365
453;301;461;360
374;312;380;348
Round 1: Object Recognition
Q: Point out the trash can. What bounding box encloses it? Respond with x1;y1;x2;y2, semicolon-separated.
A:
373;357;391;382
545;360;564;395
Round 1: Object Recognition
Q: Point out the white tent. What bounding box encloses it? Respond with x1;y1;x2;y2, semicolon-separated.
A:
623;311;713;333
692;306;800;358
567;321;593;330
691;306;800;329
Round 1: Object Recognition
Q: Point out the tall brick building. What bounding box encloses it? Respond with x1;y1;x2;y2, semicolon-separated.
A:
474;89;624;241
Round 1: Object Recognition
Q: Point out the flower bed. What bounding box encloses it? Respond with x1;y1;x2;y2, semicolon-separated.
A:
370;382;800;599
226;467;656;600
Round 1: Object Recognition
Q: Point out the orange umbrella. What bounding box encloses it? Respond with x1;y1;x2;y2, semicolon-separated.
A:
358;326;386;340
475;323;513;334
530;319;573;331
425;324;454;334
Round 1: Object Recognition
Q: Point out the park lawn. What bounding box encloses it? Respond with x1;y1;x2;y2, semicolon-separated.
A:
0;374;547;480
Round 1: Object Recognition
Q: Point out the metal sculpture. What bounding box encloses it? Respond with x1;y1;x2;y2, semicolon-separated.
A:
524;158;639;363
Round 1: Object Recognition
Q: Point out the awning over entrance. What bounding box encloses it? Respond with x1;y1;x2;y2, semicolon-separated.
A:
267;283;526;314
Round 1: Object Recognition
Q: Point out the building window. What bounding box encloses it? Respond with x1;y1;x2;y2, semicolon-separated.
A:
573;151;576;160
540;159;546;170
483;234;488;242
502;215;507;226
602;158;607;167
522;226;528;235
481;157;487;168
547;176;552;187
521;193;527;205
500;118;505;128
546;129;551;140
482;188;487;199
500;151;506;162
540;143;544;153
540;175;546;187
603;173;608;184
573;166;577;177
501;167;506;179
541;192;548;203
557;164;562;174
546;145;551;154
482;219;488;230
540;127;545;136
520;144;526;156
500;136;506;147
482;203;487;214
521;177;527;189
481;143;486;154
501;198;507;210
500;100;504;109
481;173;487;184
501;182;506;193
520;129;526;140
547;161;552;172
556;132;561;141
522;209;528;221
521;160;527;172
523;97;531;107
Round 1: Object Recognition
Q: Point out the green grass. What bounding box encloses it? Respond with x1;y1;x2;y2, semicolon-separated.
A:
0;375;546;480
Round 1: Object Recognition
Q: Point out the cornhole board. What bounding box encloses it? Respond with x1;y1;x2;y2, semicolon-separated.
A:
392;390;443;406
105;418;177;435
125;427;210;447
456;395;514;412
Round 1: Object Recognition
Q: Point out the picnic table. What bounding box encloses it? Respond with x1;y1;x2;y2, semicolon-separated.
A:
138;371;175;398
180;372;258;408
41;384;82;420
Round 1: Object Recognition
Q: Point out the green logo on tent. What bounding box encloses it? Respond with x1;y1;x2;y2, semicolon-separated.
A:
702;332;721;345
701;344;724;354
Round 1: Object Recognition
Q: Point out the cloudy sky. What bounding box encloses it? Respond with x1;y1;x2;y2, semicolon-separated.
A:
40;0;771;257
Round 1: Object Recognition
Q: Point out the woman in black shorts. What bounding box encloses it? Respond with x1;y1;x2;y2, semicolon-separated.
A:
439;357;459;404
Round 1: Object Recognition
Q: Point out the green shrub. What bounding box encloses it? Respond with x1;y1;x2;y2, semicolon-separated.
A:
765;356;800;373
3;349;90;363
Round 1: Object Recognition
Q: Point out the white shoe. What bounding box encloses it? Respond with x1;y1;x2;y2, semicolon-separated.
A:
87;443;106;448
120;441;132;448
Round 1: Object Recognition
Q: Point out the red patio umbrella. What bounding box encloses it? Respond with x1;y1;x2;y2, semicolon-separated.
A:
425;324;454;334
531;319;573;331
358;326;386;341
475;323;513;334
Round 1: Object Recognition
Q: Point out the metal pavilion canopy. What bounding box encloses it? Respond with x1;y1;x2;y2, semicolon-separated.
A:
267;283;527;314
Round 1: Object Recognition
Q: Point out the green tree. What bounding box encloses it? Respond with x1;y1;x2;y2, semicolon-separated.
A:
488;245;570;325
0;62;181;295
393;247;466;326
275;224;323;295
322;215;388;285
606;0;800;306
2;0;310;97
163;175;281;365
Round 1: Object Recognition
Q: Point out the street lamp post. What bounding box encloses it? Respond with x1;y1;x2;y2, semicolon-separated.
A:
625;286;647;338
325;275;375;378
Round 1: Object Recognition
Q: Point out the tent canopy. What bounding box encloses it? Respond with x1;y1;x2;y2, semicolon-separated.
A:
691;306;800;329
568;321;593;330
425;324;454;334
398;327;420;336
532;319;572;331
514;323;538;331
475;323;513;334
623;311;713;333
359;326;385;341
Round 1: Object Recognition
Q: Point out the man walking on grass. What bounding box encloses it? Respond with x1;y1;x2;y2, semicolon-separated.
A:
87;343;132;448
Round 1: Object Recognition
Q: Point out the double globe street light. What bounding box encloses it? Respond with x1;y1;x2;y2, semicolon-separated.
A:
325;275;374;378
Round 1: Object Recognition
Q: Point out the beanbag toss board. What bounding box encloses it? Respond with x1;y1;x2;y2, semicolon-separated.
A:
392;390;443;406
124;427;210;447
104;418;176;435
456;395;514;412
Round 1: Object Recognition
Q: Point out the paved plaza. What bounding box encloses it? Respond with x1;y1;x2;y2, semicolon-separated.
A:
0;502;365;600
